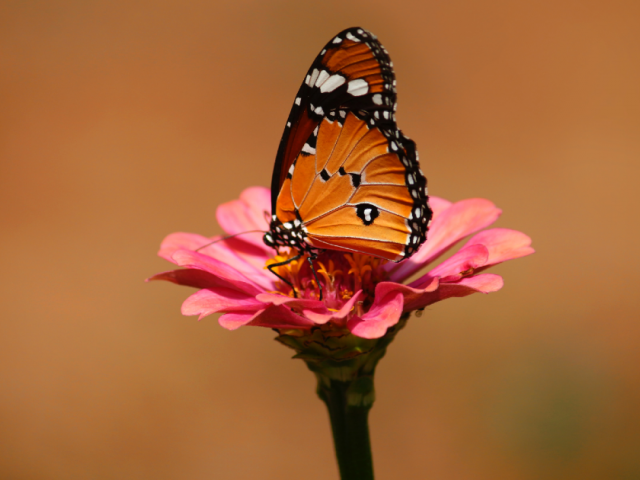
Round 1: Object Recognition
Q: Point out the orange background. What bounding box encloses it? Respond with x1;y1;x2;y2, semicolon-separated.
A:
1;1;639;479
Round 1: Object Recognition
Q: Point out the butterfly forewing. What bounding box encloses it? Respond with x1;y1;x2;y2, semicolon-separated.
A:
270;27;398;211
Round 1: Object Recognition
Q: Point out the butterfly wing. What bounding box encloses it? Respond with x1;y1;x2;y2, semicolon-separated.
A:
270;27;398;212
275;110;431;262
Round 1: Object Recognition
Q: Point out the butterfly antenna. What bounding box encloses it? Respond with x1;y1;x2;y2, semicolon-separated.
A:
195;230;265;252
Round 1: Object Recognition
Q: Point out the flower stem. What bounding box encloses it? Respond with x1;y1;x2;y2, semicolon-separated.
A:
276;315;410;479
317;378;375;480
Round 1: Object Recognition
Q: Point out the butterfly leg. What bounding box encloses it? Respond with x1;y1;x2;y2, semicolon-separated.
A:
306;256;323;301
267;253;302;298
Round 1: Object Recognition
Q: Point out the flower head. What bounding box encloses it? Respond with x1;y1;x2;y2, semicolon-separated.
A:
148;186;534;340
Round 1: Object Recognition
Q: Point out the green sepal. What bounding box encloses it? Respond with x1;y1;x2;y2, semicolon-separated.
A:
275;313;409;399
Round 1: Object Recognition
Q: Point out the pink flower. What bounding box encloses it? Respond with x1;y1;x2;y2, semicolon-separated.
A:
148;187;534;339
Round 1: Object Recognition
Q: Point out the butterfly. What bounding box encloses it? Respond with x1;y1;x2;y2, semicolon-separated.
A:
263;27;432;296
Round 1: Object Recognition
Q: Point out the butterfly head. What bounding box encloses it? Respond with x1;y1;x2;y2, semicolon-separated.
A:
264;216;315;256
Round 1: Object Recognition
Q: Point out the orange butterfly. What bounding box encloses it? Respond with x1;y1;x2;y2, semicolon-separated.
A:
263;27;432;296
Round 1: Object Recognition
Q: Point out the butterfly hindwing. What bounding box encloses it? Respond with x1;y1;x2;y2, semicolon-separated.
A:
275;110;430;261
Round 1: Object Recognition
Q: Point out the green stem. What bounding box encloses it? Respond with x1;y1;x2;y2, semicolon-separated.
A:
278;315;410;479
318;379;375;480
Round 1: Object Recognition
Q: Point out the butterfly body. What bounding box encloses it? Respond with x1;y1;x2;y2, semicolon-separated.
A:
264;27;432;270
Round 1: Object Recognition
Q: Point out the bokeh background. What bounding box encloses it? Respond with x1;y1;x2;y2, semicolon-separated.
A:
1;1;639;479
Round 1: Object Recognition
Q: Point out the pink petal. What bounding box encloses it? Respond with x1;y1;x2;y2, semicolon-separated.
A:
219;310;265;330
158;232;274;290
301;291;364;325
464;228;535;268
220;304;317;331
347;291;404;339
254;291;365;326
428;196;453;217
371;279;439;313
387;198;502;282
198;239;274;290
247;305;317;329
410;244;489;287
214;237;275;278
146;268;222;290
182;289;264;320
408;273;505;311
454;273;504;293
255;292;325;311
171;249;263;295
158;232;212;262
215;187;272;253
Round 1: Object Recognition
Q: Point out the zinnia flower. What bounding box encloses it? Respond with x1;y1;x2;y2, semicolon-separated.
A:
148;186;534;339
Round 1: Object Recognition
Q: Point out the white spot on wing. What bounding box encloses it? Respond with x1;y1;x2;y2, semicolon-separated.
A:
315;70;330;87
302;143;316;155
346;32;360;42
333;37;342;44
295;97;301;106
347;79;369;96
372;94;383;105
314;105;324;115
309;69;320;88
319;74;346;93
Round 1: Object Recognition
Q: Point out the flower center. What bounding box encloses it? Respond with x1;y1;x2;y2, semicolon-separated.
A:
265;250;388;310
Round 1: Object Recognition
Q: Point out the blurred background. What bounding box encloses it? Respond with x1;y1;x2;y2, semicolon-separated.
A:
1;1;639;479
